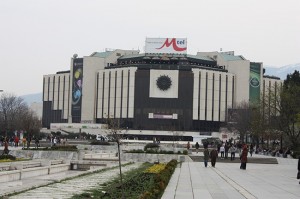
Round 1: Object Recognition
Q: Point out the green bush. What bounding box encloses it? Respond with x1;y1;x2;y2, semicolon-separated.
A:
0;154;16;160
127;149;144;153
144;143;160;151
90;140;110;145
51;145;78;151
23;145;77;151
183;150;188;155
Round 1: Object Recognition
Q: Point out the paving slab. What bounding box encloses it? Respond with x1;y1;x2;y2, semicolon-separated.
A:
162;155;300;199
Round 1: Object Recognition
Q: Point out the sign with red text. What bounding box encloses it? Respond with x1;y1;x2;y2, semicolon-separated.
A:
145;38;187;54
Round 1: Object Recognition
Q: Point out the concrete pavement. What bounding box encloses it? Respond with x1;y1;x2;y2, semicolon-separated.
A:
162;153;300;199
2;146;300;199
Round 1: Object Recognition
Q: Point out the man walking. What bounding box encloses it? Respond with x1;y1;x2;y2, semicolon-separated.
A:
203;146;209;167
210;147;218;167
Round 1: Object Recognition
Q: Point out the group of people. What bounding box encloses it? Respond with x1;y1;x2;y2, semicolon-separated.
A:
190;141;250;169
46;135;67;146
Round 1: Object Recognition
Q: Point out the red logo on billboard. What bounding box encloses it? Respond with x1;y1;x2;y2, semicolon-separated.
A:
156;38;186;51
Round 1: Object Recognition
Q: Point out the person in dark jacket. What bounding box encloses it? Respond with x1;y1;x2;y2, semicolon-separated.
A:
240;145;248;170
203;147;209;167
298;156;300;184
195;142;200;153
210;147;218;167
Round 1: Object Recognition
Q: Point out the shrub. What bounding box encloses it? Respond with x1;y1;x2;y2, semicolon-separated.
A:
51;145;78;151
126;149;144;153
0;154;16;160
183;150;188;155
90;140;110;145
144;143;159;151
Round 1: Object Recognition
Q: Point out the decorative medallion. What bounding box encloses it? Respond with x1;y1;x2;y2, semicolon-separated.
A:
156;75;172;91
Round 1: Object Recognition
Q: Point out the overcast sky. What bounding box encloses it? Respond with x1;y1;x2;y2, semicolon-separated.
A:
0;0;299;96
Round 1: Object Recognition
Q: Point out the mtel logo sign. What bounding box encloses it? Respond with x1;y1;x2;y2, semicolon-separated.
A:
145;38;187;54
156;38;187;52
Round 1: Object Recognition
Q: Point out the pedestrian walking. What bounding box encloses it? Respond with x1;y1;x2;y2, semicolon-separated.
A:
203;147;209;167
297;156;300;184
230;145;236;161
249;143;254;157
2;138;9;155
22;137;27;149
195;142;200;153
220;145;225;159
35;137;40;149
14;135;19;147
210;147;218;167
240;145;248;170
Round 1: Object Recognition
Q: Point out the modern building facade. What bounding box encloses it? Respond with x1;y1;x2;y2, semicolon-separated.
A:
42;38;282;132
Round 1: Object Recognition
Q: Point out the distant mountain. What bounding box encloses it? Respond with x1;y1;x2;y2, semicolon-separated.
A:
21;92;42;105
264;63;300;80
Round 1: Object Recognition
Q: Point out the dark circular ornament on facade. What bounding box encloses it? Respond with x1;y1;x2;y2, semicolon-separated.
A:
156;75;172;91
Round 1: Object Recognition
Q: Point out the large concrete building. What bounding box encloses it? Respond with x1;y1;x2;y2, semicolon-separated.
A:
42;38;282;134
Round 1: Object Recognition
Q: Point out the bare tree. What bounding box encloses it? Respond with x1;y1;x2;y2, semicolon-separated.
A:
227;101;252;143
0;93;41;138
104;117;126;198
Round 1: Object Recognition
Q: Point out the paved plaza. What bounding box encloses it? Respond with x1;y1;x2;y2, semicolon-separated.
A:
1;148;300;199
163;153;300;199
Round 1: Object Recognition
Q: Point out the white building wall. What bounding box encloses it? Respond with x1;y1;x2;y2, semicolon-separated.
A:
213;72;220;121
115;70;122;118
97;67;137;119
192;70;199;120
206;72;213;121
199;71;206;120
109;70;116;118
128;68;137;118
63;75;70;119
192;69;235;122
48;75;54;101
81;56;105;122
227;60;250;105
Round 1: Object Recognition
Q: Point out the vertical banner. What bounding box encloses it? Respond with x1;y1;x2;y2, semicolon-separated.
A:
249;62;261;104
71;58;83;123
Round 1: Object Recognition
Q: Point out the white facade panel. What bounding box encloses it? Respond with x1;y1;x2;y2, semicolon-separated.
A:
206;100;212;121
109;70;116;118
53;77;59;110
48;76;54;101
192;69;200;120
43;77;49;101
213;89;220;121
103;72;110;118
199;72;206;120
128;68;137;118
115;70;122;118
122;70;129;118
58;76;64;110
97;72;103;118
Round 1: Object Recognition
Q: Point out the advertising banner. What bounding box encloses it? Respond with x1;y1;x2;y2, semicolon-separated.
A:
71;58;83;123
249;62;261;104
145;38;187;54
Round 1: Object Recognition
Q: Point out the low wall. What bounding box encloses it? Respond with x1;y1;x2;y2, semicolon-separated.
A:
0;163;70;183
9;150;78;160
